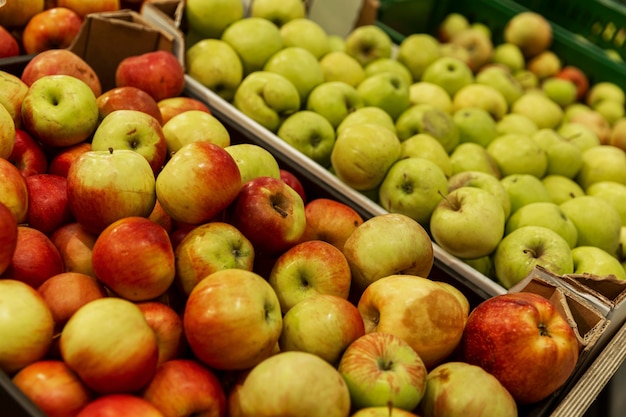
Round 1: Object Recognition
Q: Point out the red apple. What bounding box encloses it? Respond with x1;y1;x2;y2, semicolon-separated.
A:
77;394;165;417
21;48;102;97
142;359;227;417
21;7;83;54
91;216;175;302
12;360;93;417
299;197;364;252
2;226;65;288
0;24;20;58
0;201;18;276
461;291;580;404
157;96;211;125
26;173;74;236
279;168;307;203
0;157;29;224
229;176;306;255
115;50;185;102
50;222;97;277
57;0;121;17
47;142;92;178
8;129;48;178
136;302;185;365
97;86;163;125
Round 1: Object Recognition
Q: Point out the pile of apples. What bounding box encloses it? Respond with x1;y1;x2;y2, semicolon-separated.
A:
181;0;626;293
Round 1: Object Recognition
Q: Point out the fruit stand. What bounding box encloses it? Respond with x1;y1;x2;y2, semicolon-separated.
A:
3;0;626;416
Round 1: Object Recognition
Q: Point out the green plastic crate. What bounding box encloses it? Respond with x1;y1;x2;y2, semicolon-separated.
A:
376;0;626;92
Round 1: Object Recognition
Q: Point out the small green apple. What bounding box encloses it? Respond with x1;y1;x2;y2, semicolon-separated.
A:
277;110;336;168
530;128;583;179
475;65;524;107
364;58;413;87
557;122;601;152
306;81;364;129
449;142;501;178
572;246;626;280
396;33;441;81
542;77;578;108
541;174;585;205
453;107;498;147
280;18;330;59
586;81;625;108
421;57;474;97
486;133;548;178
437;13;470;42
576;145;626;190
395;105;459;153
586;181;626;226
161;110;230;155
511;92;564;129
513;69;539;90
224;143;281;184
594;99;625;125
505;202;578;249
409;81;453;114
448;170;511;219
185;0;244;39
344;25;393;67
357;72;411;121
492;43;525;72
452;83;508;121
186;39;243;101
400;133;452;177
264;46;325;102
249;0;306;27
496;113;538;136
501;174;552;214
319;51;366;87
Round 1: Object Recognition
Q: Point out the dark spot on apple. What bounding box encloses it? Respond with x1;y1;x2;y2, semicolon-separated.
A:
434;367;451;382
401;173;414;194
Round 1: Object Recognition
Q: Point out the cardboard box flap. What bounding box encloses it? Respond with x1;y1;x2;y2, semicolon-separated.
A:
140;0;186;68
560;273;626;309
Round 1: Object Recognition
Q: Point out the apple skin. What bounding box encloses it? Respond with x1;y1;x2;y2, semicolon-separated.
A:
0;101;15;161
504;11;552;58
50;222;98;277
60;297;159;394
12;359;93;417
0;24;20;58
76;394;165;417
92;216;175;302
351;408;420;417
572;246;626;280
0;0;44;29
136;302;185;366
263;46;325;102
0;157;29;224
345;24;393;67
0;202;18;276
183;269;283;371
279;168;306;203
157;96;211;125
338;332;427;411
164;110;231;155
141;359;227;417
358;275;469;369
21;48;102;97
299;197;363;252
229;175;306;255
97;86;163;125
21;7;83;54
25;174;74;236
0;279;55;375
57;0;120;17
115;50;185;102
461;292;579;404
186;0;244;39
47;142;92;178
556;65;589;101
8;129;48;178
0;70;29;128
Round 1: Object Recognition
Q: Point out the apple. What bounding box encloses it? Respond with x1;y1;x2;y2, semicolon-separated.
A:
568;109;612;145
417;361;517;417
586;181;626;226
279;294;365;365
492;42;526;72
409;81;453;114
47;142;91;178
67;148;157;234
338;332;427;411
378;157;449;225
542;174;586;205
157;96;211;125
504;11;552;58
12;360;93;417
185;0;244;39
577;144;626;190
25;173;73;236
299;197;363;252
399;133;453;177
156;141;241;225
451;27;493;71
343;213;434;295
493;225;574;289
279;168;306;203
527;50;562;80
136;302;185;366
506;201;578;249
0;24;19;58
8;129;48;178
280;17;330;59
487;133;548;178
438;42;472;67
462;292;579;404
453;106;498;147
76;394;165;417
268;239;352;313
453;83;509;121
336;106;397;136
248;0;306;27
475;65;524;107
344;24;393;67
221;16;284;76
0;70;29;127
511;92;564;129
531;128;583;178
351;407;420;417
556;65;589;100
542;77;578;108
264;46;325;102
97;86;163;125
357;72;411;121
496;113;538;136
587;81;625;108
60;297;159;394
449;142;501;178
49;222;97;278
501;173;552;215
0;0;44;29
595;99;625;125
437;12;469;42
358;275;469;369
21;49;102;97
183;269;283;371
365;58;413;88
162;109;230;156
319;51;366;87
396;33;441;82
430;186;506;260
0;201;18;276
306;81;364;129
572;246;626;280
142;359;227;417
421;56;474;97
0;101;15;161
225;143;281;184
236;351;351;417
186;38;243;102
0;279;54;374
21;7;83;54
331;123;402;192
277;110;336;167
233;70;301;132
557;122;601;152
0;157;29;224
175;221;255;295
57;0;120;17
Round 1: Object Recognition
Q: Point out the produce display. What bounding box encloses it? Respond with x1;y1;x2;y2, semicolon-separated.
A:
0;0;623;416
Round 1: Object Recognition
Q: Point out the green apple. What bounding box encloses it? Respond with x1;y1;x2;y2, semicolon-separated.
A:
185;0;244;39
344;24;393;67
186;39;243;102
594;99;625;125
530;128;583;178
572;246;626;280
492;43;525;72
438;43;471;67
330;123;401;191
264;46;325;102
501;174;552;214
486;133;548;178
576;145;626;190
364;58;413;87
475;65;524;107
277;110;336;167
221;17;284;76
541;174;585;205
306;81;364;129
357;72;411;121
586;81;625;108
513;69;539;90
495;113;538;136
586;181;626;225
450;28;493;71
452;84;508;121
563;103;593;123
511;92;564;129
249;0;306;27
233;71;301;132
336;106;396;136
396;33;441;81
505;202;578;249
567;109;611;145
560;195;622;255
542;77;577;108
395;105;459;153
409;81;453;114
448;170;511;219
378;157;449;225
493;225;574;289
224;143;281;184
421;57;474;97
437;12;470;42
557;122;601;152
319;51;366;87
161;110;231;155
400;133;452;177
328;35;345;52
280;18;330;59
449;142;501;178
453;107;498;147
430;187;506;260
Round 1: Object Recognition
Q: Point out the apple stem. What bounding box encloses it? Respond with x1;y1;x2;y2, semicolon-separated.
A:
523;248;537;258
387;400;394;416
108;147;114;154
437;189;458;210
273;204;288;218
